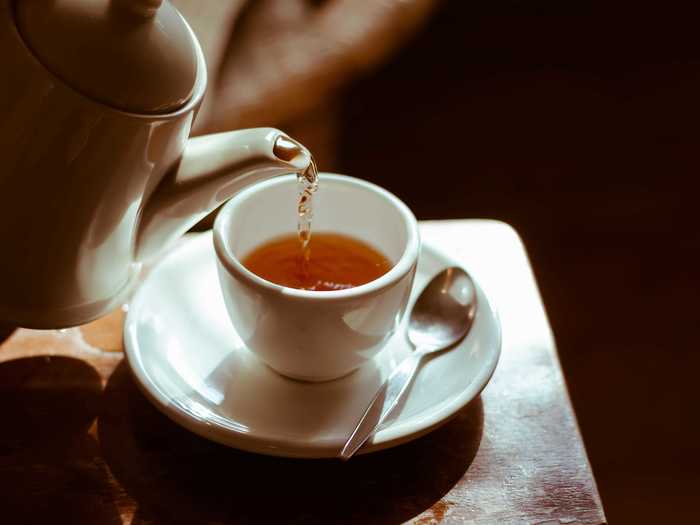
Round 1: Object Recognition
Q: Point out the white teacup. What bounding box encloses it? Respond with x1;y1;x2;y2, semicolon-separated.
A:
213;173;420;382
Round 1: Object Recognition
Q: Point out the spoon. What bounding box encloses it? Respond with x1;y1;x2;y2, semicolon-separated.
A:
339;266;477;460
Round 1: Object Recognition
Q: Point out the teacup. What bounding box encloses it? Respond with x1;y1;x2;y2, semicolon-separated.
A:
213;173;420;381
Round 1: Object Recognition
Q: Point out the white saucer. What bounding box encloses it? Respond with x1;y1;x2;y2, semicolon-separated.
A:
124;233;501;458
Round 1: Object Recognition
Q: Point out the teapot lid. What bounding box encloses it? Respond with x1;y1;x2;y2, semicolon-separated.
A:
15;0;198;114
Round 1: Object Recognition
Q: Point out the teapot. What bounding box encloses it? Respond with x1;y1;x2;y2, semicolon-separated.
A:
0;0;312;328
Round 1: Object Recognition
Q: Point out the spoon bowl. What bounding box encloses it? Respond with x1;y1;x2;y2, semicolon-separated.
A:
408;267;477;352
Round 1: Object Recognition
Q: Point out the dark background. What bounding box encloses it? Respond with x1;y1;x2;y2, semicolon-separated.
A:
330;1;699;522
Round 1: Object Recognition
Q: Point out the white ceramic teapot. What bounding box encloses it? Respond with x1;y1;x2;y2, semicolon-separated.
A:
0;0;312;328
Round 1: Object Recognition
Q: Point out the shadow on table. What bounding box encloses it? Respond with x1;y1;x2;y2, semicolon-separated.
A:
0;356;122;525
99;361;483;524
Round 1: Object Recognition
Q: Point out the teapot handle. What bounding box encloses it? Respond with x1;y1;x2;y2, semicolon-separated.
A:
134;127;309;261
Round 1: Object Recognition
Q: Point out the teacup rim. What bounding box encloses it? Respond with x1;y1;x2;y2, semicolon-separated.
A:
213;173;420;301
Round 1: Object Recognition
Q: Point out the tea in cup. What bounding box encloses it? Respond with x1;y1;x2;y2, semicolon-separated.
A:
213;173;420;382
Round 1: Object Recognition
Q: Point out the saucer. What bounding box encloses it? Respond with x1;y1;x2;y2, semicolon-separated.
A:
124;232;501;458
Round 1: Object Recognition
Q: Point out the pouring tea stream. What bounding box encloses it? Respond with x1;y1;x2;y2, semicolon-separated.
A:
0;0;312;328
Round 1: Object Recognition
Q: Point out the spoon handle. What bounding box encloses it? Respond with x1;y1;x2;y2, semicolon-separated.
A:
339;351;424;460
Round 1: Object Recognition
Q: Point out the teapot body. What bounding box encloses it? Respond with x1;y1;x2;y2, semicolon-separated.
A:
0;3;206;327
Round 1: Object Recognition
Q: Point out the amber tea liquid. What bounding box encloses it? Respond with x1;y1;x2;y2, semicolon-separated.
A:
242;233;392;291
242;155;391;290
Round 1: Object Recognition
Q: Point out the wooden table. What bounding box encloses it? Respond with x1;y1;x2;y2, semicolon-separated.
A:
0;220;605;524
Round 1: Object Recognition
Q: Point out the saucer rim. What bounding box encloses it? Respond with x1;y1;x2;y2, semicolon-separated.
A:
123;232;501;458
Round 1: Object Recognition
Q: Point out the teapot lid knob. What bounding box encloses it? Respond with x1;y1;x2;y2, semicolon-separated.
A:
15;0;199;114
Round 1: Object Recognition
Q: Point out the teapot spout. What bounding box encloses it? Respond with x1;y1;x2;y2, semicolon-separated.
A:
135;128;310;261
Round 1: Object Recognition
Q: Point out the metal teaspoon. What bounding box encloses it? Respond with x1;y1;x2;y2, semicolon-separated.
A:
339;266;477;459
